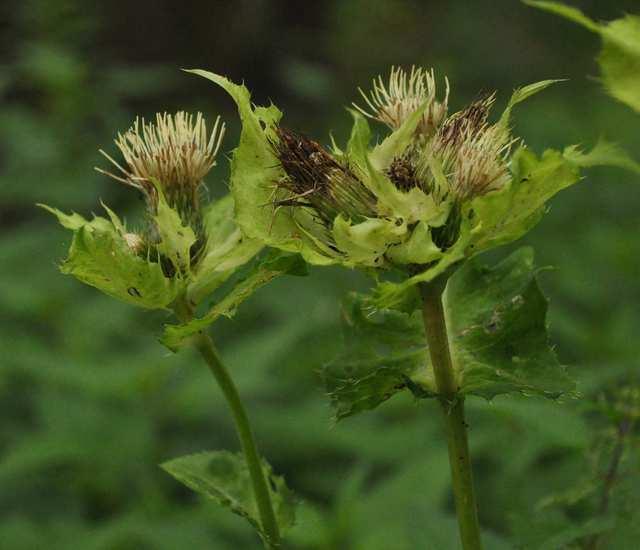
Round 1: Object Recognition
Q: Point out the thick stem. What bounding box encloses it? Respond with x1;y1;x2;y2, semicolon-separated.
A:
420;278;483;550
174;301;280;549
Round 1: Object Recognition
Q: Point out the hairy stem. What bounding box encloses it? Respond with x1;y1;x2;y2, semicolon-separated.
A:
174;301;280;549
420;278;483;550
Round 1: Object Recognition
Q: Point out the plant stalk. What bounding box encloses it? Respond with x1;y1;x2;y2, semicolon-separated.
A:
174;301;280;549
420;278;483;550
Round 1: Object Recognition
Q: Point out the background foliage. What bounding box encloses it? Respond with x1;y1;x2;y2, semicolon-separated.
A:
1;0;639;548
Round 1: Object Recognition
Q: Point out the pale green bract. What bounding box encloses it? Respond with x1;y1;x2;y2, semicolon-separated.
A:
40;203;180;309
40;189;263;311
525;1;640;112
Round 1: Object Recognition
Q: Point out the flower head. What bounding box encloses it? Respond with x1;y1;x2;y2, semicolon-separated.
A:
353;66;449;138
43;108;263;312
97;111;225;215
420;94;516;203
195;69;598;307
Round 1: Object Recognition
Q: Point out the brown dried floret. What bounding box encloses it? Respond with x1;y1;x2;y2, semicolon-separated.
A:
271;127;378;227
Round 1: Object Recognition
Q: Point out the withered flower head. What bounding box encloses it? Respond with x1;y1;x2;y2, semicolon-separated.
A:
271;127;377;228
97;112;225;212
353;66;449;137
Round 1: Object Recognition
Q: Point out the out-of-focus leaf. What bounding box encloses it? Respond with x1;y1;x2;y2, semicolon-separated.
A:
525;1;640;112
161;250;308;351
161;450;296;543
325;248;575;419
563;138;640;174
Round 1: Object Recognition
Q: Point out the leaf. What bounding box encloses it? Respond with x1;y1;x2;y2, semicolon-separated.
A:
468;146;581;254
187;194;263;305
498;79;565;127
323;293;436;421
161;451;296;543
368;100;429;171
40;204;179;309
324;248;575;419
187;69;336;266
563;138;640;174
444;247;574;400
525;1;640;112
332;214;407;268
161;250;307;351
153;185;197;274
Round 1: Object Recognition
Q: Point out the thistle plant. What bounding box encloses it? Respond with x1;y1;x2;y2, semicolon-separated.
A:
41;111;299;549
176;66;638;549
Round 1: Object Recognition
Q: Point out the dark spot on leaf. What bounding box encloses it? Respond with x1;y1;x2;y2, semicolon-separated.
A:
128;287;142;298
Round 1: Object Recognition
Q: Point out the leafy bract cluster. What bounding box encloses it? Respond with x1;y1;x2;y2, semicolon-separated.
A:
42;112;263;312
192;69;621;308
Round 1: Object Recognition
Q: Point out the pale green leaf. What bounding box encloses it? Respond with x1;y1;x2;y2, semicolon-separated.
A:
153;185;197;274
499;79;565;127
468;146;581;254
369;100;429;171
370;214;471;310
161;451;296;543
42;204;179;309
563;138;640;173
161;251;307;351
332;215;407;267
187;195;263;304
345;110;449;226
385;221;443;265
325;248;575;419
186;69;336;266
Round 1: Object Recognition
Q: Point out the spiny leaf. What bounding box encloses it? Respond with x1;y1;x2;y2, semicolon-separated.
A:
324;248;575;420
187;69;336;266
161;451;296;543
161;250;307;351
40;204;179;309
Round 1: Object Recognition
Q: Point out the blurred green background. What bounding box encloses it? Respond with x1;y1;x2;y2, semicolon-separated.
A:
2;1;639;548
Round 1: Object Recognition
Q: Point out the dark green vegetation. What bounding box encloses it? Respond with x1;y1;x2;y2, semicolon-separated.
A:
2;1;639;548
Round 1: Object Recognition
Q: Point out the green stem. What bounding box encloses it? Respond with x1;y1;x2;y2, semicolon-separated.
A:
174;301;280;549
420;278;483;550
